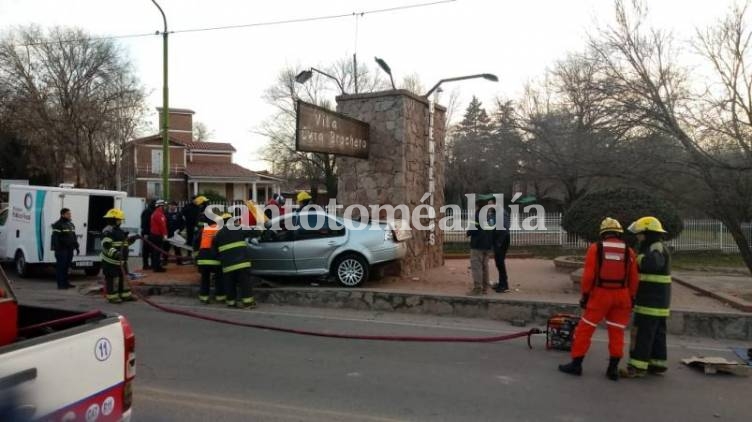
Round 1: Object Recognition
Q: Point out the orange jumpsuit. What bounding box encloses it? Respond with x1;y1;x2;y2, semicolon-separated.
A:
571;236;639;358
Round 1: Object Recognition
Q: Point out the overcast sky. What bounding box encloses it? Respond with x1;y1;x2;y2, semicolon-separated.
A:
0;0;738;170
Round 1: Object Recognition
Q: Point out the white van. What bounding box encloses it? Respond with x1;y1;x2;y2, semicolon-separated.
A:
0;185;144;277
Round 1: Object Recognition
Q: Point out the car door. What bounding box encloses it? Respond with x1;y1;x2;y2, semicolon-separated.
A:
293;213;347;275
248;214;296;274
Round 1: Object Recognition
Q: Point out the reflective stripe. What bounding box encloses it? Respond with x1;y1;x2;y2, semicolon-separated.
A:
241;297;255;304
110;241;125;247
102;237;113;244
52;229;73;232
106;294;120;300
223;262;251;273
605;320;627;329
198;295;209;301
581;317;598;327
197;259;221;266
639;274;672;284
101;255;121;265
226;300;236;306
120;291;132;298
649;359;667;368
215;296;227;301
634;305;670;317
628;358;650;370
218;241;247;252
601;241;625;249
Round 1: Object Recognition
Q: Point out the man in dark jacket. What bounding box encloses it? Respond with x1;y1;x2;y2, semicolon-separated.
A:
467;194;499;296
166;201;185;264
212;213;259;308
51;208;79;289
492;201;512;293
140;201;154;269
182;195;207;247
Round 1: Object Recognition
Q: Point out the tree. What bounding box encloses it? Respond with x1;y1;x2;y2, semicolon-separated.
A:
562;187;683;242
193;121;214;142
0;26;146;188
585;1;752;274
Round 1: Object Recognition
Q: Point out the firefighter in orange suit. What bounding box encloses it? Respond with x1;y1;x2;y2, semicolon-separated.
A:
559;217;639;381
195;214;225;304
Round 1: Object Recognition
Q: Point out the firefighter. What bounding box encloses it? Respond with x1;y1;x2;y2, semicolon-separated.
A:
101;209;137;304
296;191;313;210
195;213;225;304
212;212;259;308
622;216;671;378
559;218;639;380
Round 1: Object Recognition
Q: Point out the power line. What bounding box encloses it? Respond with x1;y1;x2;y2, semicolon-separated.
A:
12;0;456;47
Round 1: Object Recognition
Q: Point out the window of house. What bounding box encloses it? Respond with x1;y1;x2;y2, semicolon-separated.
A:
147;182;162;198
151;149;162;174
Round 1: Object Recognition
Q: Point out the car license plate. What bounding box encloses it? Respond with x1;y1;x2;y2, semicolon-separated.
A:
76;261;93;268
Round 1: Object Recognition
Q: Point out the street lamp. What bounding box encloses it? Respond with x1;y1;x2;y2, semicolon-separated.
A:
294;68;346;95
151;0;170;200
374;57;396;90
424;73;498;98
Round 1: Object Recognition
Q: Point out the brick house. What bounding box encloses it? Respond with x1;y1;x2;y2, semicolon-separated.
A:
122;108;283;202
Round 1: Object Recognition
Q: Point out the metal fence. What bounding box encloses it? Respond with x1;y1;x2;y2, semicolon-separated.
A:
442;210;752;254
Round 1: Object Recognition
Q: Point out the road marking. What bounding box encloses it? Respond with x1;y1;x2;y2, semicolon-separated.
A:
136;386;406;422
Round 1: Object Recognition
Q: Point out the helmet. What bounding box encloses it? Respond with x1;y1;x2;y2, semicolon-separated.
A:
194;195;208;205
103;208;125;220
599;217;623;235
155;199;166;207
628;216;667;234
220;212;233;221
296;191;312;203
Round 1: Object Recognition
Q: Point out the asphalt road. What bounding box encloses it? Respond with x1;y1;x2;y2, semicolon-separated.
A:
10;274;752;422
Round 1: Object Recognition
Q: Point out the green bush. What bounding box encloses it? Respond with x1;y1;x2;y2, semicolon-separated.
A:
562;188;683;242
199;189;226;203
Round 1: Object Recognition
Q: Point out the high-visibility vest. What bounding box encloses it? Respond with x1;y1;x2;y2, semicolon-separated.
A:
596;239;630;287
199;224;220;250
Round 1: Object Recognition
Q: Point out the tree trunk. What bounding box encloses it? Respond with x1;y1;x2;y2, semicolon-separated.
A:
719;216;752;275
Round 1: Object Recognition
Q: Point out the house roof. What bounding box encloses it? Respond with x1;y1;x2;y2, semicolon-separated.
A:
129;134;236;152
185;162;259;179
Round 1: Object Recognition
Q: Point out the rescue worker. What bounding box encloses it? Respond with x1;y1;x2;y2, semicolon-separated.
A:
101;208;137;303
195;214;225;304
140;200;155;269
149;199;168;272
212;212;259;308
296;191;313;210
559;218;639;380
51;208;79;289
622;216;672;378
182;195;208;247
166;201;185;264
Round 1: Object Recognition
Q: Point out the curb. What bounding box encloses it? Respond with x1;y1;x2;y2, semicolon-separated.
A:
136;283;752;341
672;275;752;313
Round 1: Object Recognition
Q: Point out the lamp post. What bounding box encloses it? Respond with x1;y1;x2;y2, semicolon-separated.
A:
374;57;396;90
294;68;346;95
424;73;498;98
152;0;170;200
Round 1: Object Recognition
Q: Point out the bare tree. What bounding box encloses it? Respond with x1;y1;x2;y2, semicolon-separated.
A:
587;1;752;273
192;121;214;142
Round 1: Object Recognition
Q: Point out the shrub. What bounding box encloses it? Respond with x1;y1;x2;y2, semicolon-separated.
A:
562;188;683;242
199;189;226;203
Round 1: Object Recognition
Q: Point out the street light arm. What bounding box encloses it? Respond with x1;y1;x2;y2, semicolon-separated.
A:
424;73;498;98
311;67;346;95
151;0;168;32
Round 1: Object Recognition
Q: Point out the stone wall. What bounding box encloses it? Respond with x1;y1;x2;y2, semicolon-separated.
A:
336;90;445;275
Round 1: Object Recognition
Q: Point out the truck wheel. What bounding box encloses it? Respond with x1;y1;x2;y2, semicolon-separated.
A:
15;251;30;278
84;265;101;277
332;253;369;287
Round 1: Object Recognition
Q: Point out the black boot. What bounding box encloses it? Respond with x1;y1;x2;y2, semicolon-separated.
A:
606;357;620;381
558;357;583;376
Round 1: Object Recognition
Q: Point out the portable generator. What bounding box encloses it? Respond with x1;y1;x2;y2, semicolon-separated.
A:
546;314;579;351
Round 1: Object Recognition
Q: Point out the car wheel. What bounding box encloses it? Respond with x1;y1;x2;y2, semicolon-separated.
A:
15;250;30;278
84;265;101;277
333;253;369;287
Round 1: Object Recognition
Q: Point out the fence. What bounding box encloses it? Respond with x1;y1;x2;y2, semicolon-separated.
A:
443;210;752;254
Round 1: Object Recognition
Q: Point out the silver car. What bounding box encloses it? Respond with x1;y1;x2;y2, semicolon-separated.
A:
248;211;408;287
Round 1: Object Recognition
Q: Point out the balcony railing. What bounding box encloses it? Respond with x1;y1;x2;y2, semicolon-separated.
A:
135;164;185;177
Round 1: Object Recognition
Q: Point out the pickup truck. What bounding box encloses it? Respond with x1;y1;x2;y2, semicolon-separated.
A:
0;271;135;421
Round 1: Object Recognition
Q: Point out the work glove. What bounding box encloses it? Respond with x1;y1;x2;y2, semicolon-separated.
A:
579;294;589;309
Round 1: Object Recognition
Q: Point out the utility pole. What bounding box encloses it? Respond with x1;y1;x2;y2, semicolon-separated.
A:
152;0;170;200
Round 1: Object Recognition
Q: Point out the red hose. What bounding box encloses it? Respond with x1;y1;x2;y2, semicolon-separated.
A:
125;238;544;346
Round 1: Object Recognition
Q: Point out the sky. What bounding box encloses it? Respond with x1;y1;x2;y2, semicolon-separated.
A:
0;0;739;171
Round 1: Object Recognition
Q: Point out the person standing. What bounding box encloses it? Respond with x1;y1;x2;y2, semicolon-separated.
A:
195;214;224;304
212;213;258;308
100;209;137;303
182;195;207;247
492;202;512;293
140;200;154;270
166;201;185;264
622;216;672;378
149;199;168;273
51;208;79;289
558;218;639;380
467;194;497;296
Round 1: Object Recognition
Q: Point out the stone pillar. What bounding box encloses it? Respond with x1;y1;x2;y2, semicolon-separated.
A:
336;90;446;275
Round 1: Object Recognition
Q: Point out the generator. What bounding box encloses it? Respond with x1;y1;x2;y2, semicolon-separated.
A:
546;314;579;351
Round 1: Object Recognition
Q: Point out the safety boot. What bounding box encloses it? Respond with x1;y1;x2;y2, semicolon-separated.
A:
619;365;647;378
241;297;257;309
107;295;123;304
198;295;210;304
606;357;620;381
647;365;668;375
558;357;583;376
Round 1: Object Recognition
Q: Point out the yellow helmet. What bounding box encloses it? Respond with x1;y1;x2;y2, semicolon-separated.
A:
296;191;312;203
103;208;125;220
600;217;623;234
220;212;233;220
194;195;209;205
628;216;667;234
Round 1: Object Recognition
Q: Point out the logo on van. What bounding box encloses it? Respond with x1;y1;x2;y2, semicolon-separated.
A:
23;193;32;210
